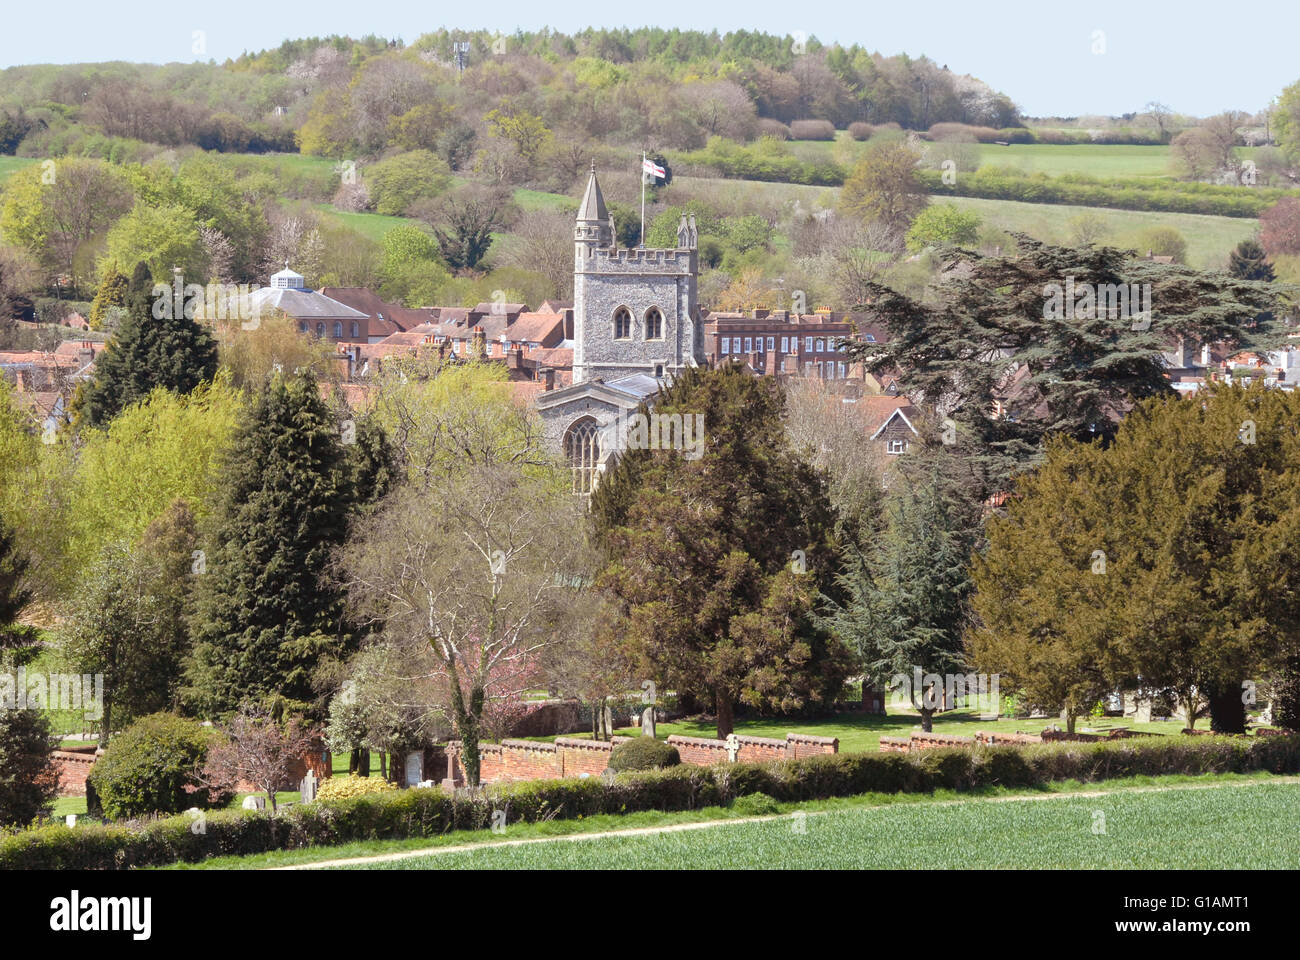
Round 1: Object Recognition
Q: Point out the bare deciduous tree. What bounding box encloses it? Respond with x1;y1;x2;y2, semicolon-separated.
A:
203;705;315;813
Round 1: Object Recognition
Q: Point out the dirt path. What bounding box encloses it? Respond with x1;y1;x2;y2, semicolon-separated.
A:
271;775;1300;870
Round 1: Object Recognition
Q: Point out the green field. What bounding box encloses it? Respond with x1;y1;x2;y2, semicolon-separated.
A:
0;156;38;182
157;771;1284;870
313;204;423;243
335;778;1300;870
944;195;1255;269
973;143;1175;178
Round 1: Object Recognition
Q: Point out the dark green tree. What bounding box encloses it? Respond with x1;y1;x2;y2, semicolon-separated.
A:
819;462;980;731
0;513;34;651
591;366;853;737
848;236;1284;496
185;372;357;721
74;262;219;428
1227;238;1275;281
0;708;58;826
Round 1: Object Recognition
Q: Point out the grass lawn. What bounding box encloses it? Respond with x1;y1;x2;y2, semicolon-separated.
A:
524;702;1188;755
333;777;1300;870
943;195;1255;270
514;187;577;212
313;204;423;244
157;771;1285;870
0;156;38;182
973;143;1175;178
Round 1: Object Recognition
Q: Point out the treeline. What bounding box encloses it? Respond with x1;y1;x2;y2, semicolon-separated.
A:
0;29;1020;161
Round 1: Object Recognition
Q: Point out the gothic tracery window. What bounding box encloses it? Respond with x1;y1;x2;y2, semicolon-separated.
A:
644;307;663;340
564;417;601;495
613;307;632;340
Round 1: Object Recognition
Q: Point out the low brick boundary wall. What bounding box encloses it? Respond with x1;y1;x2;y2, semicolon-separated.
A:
52;747;97;797
445;732;838;785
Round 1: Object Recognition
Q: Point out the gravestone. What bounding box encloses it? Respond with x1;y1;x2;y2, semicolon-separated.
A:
299;769;318;803
640;707;656;738
242;795;266;811
404;751;424;788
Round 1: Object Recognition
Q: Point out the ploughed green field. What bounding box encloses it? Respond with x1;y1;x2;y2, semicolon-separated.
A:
334;778;1300;870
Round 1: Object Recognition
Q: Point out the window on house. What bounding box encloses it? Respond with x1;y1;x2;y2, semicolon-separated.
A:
781;337;789;353
816;339;826;352
744;338;753;353
299;322;308;332
351;321;360;339
333;321;343;338
817;361;824;377
720;338;730;355
732;338;741;354
644;307;663;339
655;364;664;378
316;322;325;336
766;337;774;351
614;307;633;339
805;337;814;352
839;362;848;378
888;439;907;455
804;361;814;376
564;417;601;495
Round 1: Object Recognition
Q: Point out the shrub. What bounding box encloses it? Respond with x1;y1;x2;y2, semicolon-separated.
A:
608;737;682;772
86;713;227;820
790;119;836;141
316;775;398;802
847;122;873;142
5;734;1298;869
0;709;58;827
731;792;780;815
757;118;791;141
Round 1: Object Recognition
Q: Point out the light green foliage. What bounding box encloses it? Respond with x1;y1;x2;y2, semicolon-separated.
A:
98;202;208;283
63;377;243;578
904;203;981;251
365;150;453;216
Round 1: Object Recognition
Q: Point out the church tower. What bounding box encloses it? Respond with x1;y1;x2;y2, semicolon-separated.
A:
572;163;703;384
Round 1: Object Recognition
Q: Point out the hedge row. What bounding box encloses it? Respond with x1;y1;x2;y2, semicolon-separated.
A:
918;169;1295;218
4;734;1297;869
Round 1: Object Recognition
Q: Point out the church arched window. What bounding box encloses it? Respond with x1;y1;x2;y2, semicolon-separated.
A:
644;307;663;340
334;321;343;338
351;321;360;339
613;307;633;340
315;322;325;336
564;417;601;495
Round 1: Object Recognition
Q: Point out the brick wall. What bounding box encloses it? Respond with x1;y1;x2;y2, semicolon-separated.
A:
52;747;97;797
444;732;839;785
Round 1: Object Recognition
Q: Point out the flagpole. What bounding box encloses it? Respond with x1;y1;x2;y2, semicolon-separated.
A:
640;151;646;248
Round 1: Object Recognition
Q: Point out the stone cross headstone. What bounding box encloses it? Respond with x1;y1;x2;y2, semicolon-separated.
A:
299;769;318;803
640;706;656;738
725;733;740;762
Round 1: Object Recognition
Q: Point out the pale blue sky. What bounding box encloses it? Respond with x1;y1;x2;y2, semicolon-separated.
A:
3;0;1296;118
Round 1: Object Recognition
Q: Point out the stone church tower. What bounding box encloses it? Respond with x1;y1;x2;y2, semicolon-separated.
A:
572;163;704;383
